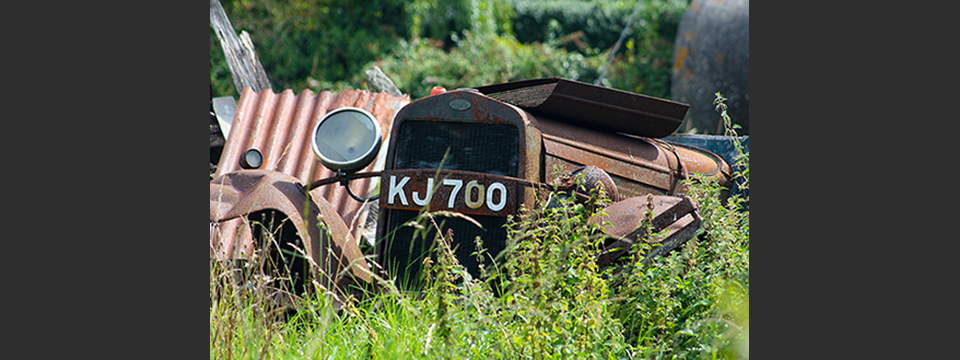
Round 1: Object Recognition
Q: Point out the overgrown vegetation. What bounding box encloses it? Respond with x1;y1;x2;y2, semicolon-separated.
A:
211;2;748;357
210;95;748;359
211;0;688;100
374;27;605;99
211;0;409;96
504;0;687;97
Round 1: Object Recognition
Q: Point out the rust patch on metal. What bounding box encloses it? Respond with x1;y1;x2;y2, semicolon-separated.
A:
537;116;730;198
553;165;619;202
590;195;702;267
210;170;372;290
544;137;674;192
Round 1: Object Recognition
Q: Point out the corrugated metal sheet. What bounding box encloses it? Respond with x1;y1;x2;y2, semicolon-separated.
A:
211;87;409;260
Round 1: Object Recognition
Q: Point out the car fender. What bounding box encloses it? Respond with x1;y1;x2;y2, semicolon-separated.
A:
210;169;372;291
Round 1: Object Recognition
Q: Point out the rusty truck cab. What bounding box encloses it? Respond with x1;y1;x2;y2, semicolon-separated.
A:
210;79;732;297
375;87;730;288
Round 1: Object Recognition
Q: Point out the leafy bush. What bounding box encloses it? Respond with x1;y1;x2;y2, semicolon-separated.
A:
212;0;688;100
508;0;638;52
210;0;409;97
610;176;749;358
374;28;604;99
502;0;687;98
406;0;516;46
600;0;687;98
211;170;748;359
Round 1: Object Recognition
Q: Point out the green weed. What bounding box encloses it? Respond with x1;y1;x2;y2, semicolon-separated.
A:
210;96;748;359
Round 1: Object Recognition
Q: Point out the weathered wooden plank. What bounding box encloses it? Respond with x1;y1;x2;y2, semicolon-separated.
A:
364;66;403;97
210;0;272;94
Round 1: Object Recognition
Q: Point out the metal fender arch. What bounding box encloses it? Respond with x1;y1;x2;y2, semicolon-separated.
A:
210;169;373;293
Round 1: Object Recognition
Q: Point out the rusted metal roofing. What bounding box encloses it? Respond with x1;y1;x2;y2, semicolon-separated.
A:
211;87;409;260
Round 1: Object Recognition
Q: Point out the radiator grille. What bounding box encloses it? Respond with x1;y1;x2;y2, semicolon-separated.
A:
382;210;508;290
382;121;520;289
393;121;519;176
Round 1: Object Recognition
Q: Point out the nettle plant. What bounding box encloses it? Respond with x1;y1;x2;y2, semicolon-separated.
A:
606;94;749;358
408;183;629;358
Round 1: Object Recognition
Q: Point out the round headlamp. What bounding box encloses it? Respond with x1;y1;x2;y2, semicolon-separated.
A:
311;107;382;173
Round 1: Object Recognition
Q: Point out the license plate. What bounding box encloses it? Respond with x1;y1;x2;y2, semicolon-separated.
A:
379;169;518;216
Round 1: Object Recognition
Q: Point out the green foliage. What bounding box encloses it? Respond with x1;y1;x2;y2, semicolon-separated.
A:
210;6;749;357
508;0;639;51
609;176;749;358
375;29;604;99
489;187;627;358
603;0;687;98
211;137;749;359
211;0;409;97
212;0;688;100
715;92;749;195
368;0;610;99
370;0;688;99
502;0;687;98
406;0;516;46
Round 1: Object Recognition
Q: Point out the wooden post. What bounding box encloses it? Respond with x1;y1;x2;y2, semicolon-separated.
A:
364;66;403;97
210;0;272;94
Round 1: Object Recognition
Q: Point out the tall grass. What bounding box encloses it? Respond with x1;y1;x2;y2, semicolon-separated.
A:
210;95;748;359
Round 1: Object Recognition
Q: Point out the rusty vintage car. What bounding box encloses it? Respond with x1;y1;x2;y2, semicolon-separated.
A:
210;78;731;296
